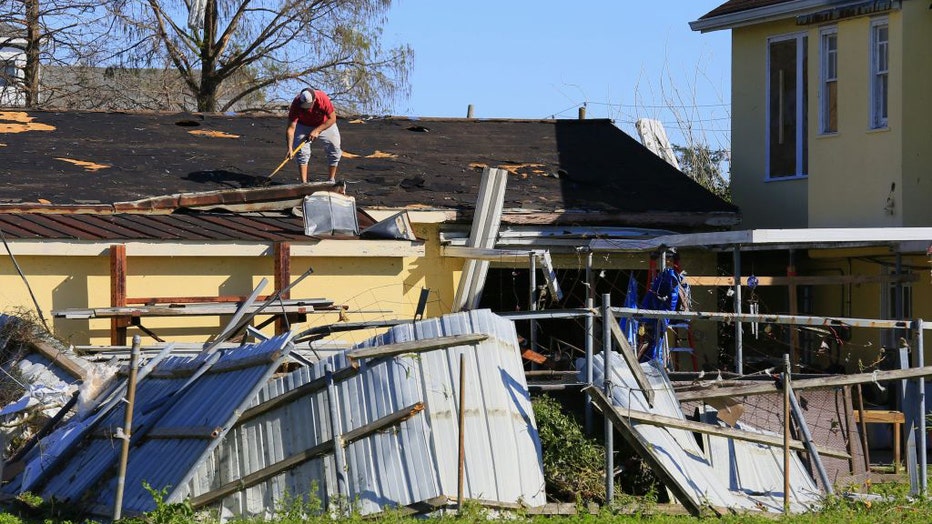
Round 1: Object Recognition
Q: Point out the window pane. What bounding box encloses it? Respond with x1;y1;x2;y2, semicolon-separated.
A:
769;39;797;177
872;22;889;128
822;32;837;133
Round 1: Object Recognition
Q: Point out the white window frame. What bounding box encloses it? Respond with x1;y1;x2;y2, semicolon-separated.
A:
765;32;808;180
819;26;838;134
870;17;889;129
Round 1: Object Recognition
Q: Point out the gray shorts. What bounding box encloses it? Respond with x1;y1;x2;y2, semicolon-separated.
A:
293;122;342;167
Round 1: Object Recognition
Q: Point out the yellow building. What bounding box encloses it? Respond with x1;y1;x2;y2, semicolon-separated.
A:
0;111;735;369
693;0;932;373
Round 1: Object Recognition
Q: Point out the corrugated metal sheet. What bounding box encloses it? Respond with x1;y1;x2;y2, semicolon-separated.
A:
7;333;293;517
681;387;868;491
584;353;822;513
180;309;545;519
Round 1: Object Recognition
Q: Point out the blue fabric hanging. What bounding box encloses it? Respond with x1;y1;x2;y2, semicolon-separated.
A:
619;273;639;348
640;268;684;363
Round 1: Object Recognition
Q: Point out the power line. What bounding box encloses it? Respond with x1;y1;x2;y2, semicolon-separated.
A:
588;101;730;109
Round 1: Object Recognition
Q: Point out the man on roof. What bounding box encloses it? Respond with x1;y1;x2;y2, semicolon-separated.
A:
286;87;342;184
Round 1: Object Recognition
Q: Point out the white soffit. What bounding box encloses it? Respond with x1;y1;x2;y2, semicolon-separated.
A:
590;227;932;253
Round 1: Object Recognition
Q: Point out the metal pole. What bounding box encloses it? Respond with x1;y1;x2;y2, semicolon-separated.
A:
918;319;927;494
325;363;348;500
585;251;594;433
601;293;614;503
457;353;467;510
783;353;790;515
529;253;537;367
734;248;743;374
787;382;833;495
113;335;141;521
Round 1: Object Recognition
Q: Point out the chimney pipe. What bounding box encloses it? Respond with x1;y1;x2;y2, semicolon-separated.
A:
466;104;474;118
578;106;586;120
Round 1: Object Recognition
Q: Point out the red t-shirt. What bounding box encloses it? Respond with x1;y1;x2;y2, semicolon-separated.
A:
288;90;335;127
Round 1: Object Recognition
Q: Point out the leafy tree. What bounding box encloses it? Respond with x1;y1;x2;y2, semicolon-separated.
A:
673;142;730;201
106;0;412;112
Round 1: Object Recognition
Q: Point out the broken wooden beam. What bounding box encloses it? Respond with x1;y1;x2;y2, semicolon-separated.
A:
607;318;655;406
583;386;715;517
585;387;848;459
346;334;488;362
676;365;932;402
190;402;424;509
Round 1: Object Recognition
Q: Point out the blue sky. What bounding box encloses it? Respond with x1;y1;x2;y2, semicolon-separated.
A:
382;0;731;150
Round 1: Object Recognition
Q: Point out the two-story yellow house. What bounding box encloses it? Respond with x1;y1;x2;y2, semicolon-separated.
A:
693;0;931;229
691;1;932;374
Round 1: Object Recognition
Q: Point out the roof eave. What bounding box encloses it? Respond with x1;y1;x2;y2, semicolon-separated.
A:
690;0;867;33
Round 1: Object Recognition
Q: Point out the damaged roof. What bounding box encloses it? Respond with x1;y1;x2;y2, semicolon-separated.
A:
0;111;738;227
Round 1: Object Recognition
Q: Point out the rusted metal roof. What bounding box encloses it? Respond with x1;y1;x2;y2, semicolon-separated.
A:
0;210;375;241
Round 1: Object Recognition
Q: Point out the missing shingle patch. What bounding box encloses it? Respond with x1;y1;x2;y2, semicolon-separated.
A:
188;129;240;139
175;120;201;127
0;112;56;133
54;158;110;172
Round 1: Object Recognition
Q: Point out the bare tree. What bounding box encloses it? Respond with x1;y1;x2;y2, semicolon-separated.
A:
0;0;110;107
106;0;412;113
623;49;732;201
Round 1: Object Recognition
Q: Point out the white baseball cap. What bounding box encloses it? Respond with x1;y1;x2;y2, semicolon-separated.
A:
299;89;315;108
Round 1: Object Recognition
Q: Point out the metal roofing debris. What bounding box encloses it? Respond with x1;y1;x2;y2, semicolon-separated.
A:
2;310;543;520
302;192;360;236
4;333;294;517
174;309;545;520
581;352;823;514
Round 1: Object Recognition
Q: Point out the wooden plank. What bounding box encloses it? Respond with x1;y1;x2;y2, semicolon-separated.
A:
346;334;488;361
52;303;319;318
190;402;423;509
236;364;360;425
30;339;86;380
583;386;710;517
110;244;127;346
274;241;291;334
676;365;932;401
607;319;655;406
145;350;282;379
595;394;849;459
854;410;905;424
685;273;918;287
145;426;223;439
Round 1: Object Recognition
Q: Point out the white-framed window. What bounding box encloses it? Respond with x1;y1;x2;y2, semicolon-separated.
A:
870;18;889;129
820;27;838;134
767;33;808;179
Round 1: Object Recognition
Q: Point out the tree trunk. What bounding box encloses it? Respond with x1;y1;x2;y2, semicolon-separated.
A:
24;0;40;107
196;0;218;112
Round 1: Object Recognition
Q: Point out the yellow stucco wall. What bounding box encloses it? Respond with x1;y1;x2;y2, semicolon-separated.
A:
900;1;932;226
730;6;932;228
807;12;902;227
0;227;453;347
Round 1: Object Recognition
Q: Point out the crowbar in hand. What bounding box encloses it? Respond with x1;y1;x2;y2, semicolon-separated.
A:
268;136;313;179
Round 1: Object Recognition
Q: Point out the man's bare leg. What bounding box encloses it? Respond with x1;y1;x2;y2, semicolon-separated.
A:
299;163;309;183
328;165;338;183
